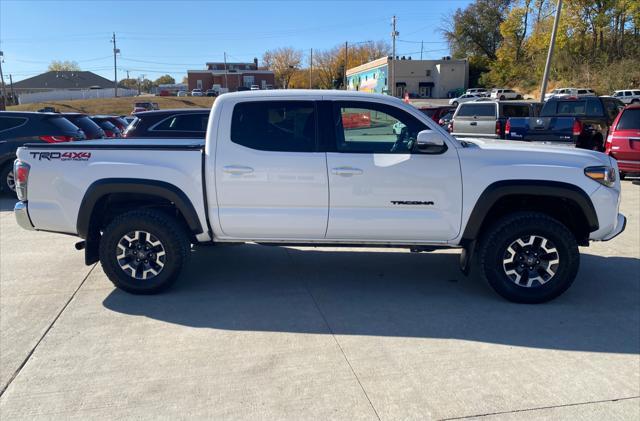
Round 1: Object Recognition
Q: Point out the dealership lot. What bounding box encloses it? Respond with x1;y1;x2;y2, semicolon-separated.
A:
0;182;638;420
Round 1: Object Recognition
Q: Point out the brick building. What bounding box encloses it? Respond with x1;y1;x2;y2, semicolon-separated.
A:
187;58;275;92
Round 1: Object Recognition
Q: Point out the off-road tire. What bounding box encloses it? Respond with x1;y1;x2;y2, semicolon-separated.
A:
477;212;579;303
99;209;190;294
500;95;506;100
452;101;458;107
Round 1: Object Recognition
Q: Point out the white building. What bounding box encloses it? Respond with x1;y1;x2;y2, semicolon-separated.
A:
346;56;468;99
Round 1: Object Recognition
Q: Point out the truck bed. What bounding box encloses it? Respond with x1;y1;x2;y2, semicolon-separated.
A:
16;138;208;238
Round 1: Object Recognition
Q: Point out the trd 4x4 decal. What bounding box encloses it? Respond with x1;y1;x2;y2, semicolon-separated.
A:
30;151;92;161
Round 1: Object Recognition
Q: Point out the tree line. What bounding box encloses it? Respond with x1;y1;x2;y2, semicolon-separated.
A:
442;0;640;94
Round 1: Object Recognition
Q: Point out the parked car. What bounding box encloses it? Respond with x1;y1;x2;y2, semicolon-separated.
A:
465;88;489;97
191;89;204;97
123;109;209;138
60;113;105;140
121;115;136;125
250;85;260;90
205;89;218;97
451;101;541;139
605;104;640;179
545;88;596;101
0;111;85;194
490;89;522;100
133;102;159;112
176;90;188;97
13;90;626;303
89;117;122;138
506;96;625;150
611;89;640;105
418;106;456;123
92;115;128;132
448;93;481;107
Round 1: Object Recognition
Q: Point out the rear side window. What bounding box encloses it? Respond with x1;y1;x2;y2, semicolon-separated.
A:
542;100;602;116
153;113;208;132
0;116;27;131
616;109;640;130
231;101;316;152
634;91;640;96
456;104;496;117
71;116;103;137
48;116;81;132
502;105;531;118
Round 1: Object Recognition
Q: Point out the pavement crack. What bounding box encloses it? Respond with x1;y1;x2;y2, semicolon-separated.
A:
439;396;640;420
0;263;97;398
284;247;382;421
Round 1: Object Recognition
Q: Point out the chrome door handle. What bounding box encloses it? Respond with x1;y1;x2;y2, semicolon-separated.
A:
332;167;363;176
223;165;254;175
470;122;477;126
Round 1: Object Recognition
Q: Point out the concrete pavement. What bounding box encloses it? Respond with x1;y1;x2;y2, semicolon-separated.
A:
0;181;638;420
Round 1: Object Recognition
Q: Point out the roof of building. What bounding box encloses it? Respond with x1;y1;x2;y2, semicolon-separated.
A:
12;71;114;90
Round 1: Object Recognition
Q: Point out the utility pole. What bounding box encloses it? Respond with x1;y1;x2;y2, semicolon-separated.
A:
223;52;228;90
420;40;424;60
344;41;348;89
111;32;119;97
309;48;313;89
391;15;398;97
540;0;562;102
9;74;15;105
126;69;130;79
0;51;6;109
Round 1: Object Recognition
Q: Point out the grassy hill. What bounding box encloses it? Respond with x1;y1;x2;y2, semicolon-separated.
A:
8;96;216;116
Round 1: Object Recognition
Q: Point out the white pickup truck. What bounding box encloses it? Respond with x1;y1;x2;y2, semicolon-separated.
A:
13;90;626;303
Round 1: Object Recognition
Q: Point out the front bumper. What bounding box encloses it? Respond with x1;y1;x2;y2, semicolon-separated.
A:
14;201;34;231
602;213;626;241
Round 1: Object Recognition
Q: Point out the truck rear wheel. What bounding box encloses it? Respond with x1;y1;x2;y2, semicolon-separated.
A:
99;209;190;294
477;212;579;303
0;162;16;196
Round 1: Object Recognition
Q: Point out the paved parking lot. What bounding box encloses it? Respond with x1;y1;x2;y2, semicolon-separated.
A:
1;182;638;420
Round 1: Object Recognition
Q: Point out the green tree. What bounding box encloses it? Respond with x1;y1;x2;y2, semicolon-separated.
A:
118;78;139;90
154;74;175;85
48;60;81;71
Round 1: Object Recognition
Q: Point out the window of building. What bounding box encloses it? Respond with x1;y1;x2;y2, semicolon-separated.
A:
231;101;316;152
333;101;427;154
426;69;431;77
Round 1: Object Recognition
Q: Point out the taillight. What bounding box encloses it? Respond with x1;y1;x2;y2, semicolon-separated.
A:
39;135;75;143
449;121;454;133
495;120;502;137
104;130;115;138
572;120;582;136
13;160;30;201
505;119;511;136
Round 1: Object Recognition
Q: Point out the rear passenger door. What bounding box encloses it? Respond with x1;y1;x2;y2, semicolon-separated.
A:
214;99;329;239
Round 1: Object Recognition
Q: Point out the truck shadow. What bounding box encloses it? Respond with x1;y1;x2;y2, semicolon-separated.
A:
103;244;640;354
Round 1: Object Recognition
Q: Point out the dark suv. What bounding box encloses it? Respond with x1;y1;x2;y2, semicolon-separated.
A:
60;113;105;139
0;112;85;194
123;109;209;138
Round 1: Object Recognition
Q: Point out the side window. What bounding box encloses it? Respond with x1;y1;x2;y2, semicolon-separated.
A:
502;105;531;118
0;117;27;132
586;100;604;116
333;102;427;154
603;100;620;121
153;114;208;132
456;104;497;117
231;101;316;152
624;91;632;97
633;91;640;96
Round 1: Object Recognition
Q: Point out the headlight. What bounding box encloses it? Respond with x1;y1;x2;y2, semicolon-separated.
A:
584;166;616;187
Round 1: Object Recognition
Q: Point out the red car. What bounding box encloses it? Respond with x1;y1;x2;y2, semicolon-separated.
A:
606;104;640;179
418;106;456;123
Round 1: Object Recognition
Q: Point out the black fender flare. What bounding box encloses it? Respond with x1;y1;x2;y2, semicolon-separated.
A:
77;178;203;239
461;180;599;242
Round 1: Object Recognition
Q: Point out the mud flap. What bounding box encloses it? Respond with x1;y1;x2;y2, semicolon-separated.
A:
459;240;476;276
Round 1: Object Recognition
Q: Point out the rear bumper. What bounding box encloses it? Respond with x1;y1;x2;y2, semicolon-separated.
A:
602;213;626;241
14;201;35;231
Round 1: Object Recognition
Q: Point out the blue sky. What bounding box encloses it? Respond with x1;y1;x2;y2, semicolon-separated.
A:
0;0;471;83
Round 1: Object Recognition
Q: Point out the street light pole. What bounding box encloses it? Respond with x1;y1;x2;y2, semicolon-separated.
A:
539;0;563;102
0;51;7;109
391;15;398;97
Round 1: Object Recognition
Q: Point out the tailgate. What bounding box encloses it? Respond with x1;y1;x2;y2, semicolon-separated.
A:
518;117;574;142
452;117;497;137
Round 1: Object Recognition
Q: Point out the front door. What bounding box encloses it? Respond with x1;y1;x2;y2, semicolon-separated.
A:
325;101;462;242
214;99;328;239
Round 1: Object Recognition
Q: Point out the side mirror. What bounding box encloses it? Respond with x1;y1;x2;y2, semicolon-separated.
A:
415;130;446;153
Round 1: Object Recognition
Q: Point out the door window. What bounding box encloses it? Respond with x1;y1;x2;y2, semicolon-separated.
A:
333;102;427;154
502;104;531;118
0;117;27;132
456;103;496;117
152;113;208;132
231;101;316;152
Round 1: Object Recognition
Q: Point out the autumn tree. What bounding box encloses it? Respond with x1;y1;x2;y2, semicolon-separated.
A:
48;60;81;71
154;74;176;85
263;47;303;88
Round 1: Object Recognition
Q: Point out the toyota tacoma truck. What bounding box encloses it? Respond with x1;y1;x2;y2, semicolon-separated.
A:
13;91;626;303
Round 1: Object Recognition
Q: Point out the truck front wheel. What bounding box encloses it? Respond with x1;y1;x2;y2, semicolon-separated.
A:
99;209;190;294
477;212;579;303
